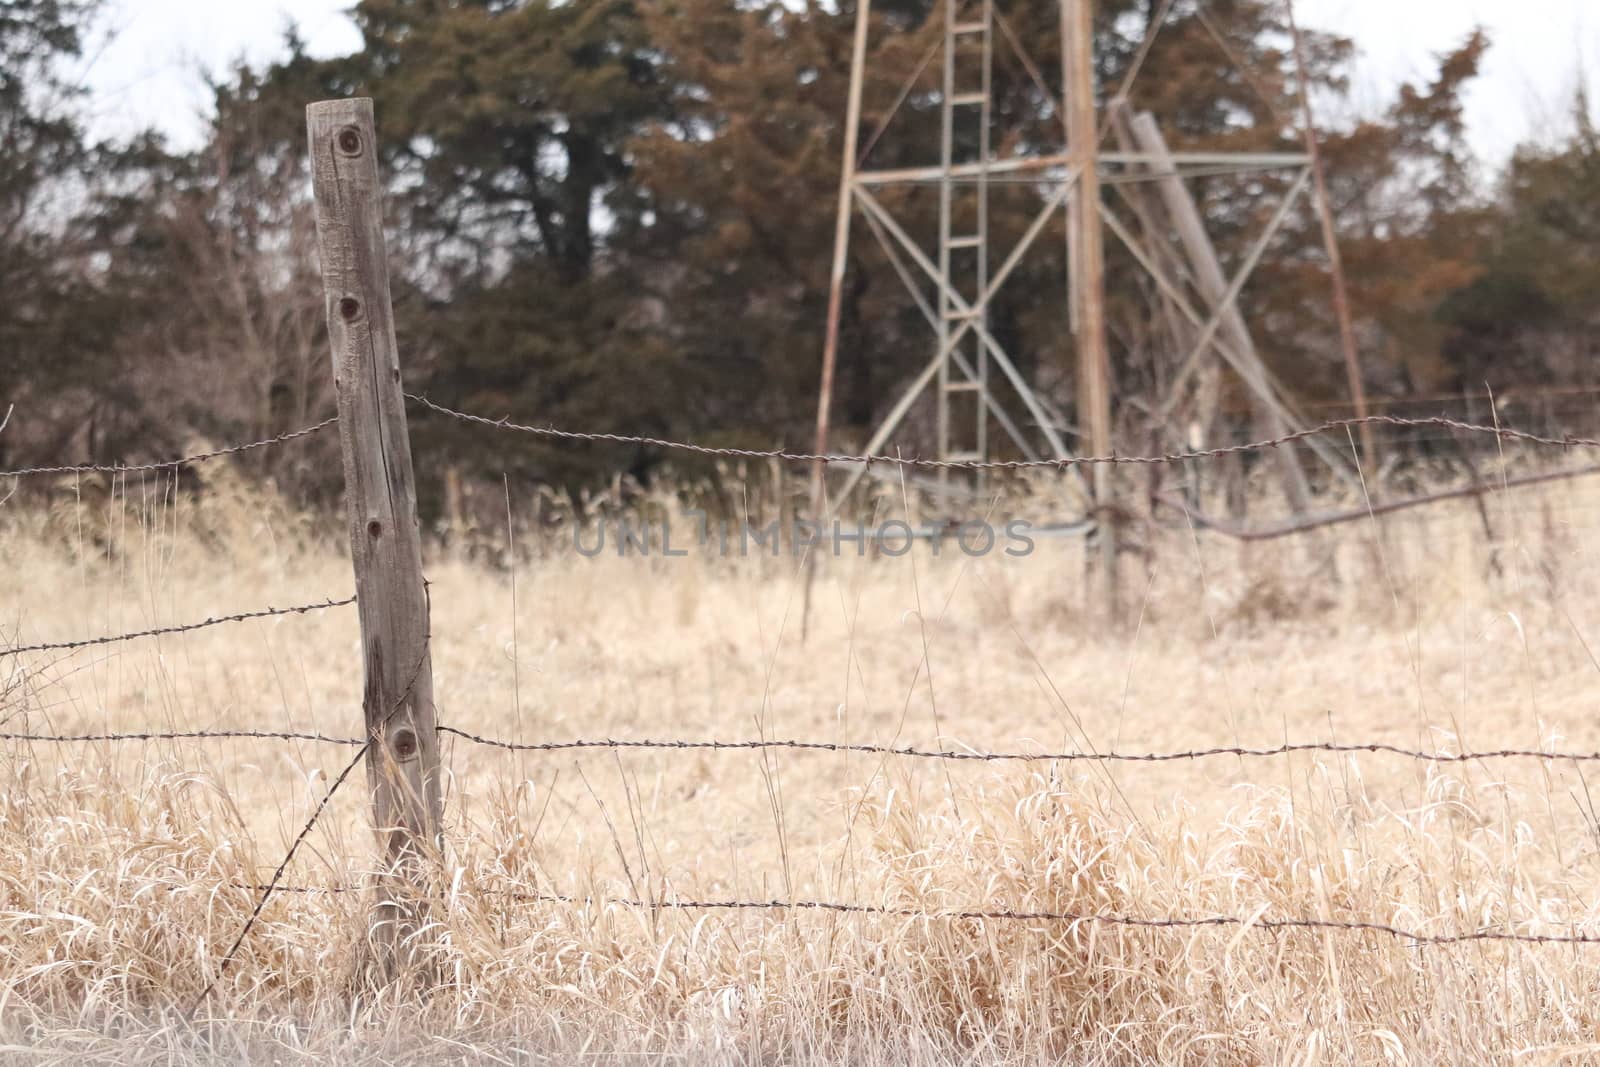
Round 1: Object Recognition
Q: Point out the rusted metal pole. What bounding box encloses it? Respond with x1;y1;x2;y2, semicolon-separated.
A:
1064;0;1117;619
307;97;443;983
810;0;872;504
803;0;872;639
1124;110;1314;510
1286;0;1375;469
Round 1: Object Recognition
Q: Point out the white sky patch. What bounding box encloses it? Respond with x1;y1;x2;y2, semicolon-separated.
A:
70;0;362;150
1298;0;1599;161
68;0;1600;164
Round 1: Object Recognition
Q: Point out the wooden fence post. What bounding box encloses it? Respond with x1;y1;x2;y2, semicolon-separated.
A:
306;97;444;981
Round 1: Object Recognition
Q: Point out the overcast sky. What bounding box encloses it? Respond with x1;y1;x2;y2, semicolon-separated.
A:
69;0;1600;167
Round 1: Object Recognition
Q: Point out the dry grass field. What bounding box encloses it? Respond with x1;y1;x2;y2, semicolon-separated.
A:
7;460;1600;1063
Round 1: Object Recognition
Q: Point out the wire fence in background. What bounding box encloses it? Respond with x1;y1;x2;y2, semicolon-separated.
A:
12;400;1600;991
403;393;1600;471
1;398;1592;485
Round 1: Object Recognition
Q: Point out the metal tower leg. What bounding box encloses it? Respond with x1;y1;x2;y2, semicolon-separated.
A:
937;0;994;504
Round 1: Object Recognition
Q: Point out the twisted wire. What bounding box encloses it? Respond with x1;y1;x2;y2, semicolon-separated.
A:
0;417;338;480
2;596;357;658
18;723;1600;770
404;393;1600;472
200;882;1600;948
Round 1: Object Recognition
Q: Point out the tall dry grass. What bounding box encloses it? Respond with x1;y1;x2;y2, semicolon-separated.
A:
6;457;1600;1063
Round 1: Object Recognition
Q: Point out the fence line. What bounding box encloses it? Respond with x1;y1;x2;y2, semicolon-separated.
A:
0;416;339;480
15;391;1600;988
30;703;1583;959
404;393;1600;472
17;723;1600;770
202;881;1600;949
3;400;1595;488
0;595;357;658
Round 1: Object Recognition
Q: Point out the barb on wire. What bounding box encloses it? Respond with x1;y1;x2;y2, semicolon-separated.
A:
437;727;1600;768
405;393;1600;473
0;416;338;480
206;881;1600;948
2;595;357;659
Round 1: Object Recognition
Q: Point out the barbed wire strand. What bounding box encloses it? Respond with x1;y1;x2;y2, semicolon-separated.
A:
403;394;1600;472
0;416;339;480
0;728;363;745
1;596;357;659
6;400;1590;483
19;723;1600;769
204;882;1600;948
436;728;1600;767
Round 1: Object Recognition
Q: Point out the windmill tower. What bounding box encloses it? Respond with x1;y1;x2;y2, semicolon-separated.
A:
807;0;1363;614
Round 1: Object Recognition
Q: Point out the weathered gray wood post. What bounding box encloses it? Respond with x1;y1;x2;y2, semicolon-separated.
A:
306;97;444;981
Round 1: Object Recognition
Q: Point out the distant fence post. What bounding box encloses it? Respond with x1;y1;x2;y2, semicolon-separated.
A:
306;97;444;982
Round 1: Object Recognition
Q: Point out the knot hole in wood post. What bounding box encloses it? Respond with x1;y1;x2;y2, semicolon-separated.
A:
336;125;363;156
391;728;419;762
339;296;362;321
367;518;383;538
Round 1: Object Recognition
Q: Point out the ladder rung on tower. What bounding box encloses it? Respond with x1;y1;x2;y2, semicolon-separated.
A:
932;0;994;483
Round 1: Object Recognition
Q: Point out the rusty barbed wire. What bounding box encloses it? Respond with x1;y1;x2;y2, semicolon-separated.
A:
1;595;357;658
0;728;362;745
203;881;1600;948
436;727;1600;767
0;416;339;480
18;722;1600;769
403;393;1600;472
6;396;1587;485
